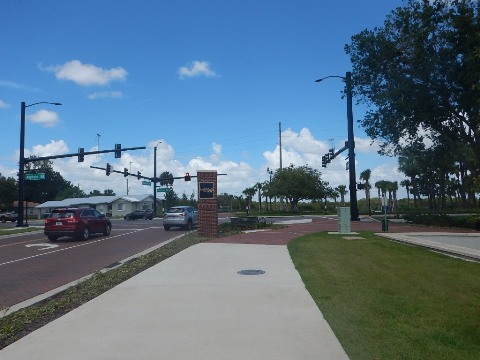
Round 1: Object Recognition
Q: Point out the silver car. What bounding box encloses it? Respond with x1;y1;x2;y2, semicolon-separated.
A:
163;206;198;230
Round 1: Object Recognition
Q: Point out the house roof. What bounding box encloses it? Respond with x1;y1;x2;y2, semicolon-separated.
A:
35;194;155;209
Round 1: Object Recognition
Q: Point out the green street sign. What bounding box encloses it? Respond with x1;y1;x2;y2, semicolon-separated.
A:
142;181;152;186
25;173;45;181
157;187;168;192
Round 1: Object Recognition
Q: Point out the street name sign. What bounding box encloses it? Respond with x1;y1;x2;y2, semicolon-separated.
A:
25;173;45;180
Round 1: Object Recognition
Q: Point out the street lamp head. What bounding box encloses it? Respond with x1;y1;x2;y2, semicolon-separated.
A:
25;101;62;108
315;75;345;83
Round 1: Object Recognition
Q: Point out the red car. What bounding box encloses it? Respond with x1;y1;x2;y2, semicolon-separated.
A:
44;207;112;242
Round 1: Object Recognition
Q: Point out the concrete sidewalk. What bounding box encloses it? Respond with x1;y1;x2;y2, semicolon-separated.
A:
1;243;349;360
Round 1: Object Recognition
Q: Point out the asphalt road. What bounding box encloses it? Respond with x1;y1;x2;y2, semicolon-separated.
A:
0;218;187;310
2;214;478;311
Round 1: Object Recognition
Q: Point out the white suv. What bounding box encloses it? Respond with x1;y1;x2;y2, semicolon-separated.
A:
163;206;198;230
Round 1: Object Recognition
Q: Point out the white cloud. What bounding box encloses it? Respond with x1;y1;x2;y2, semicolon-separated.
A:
24;140;69;159
22;127;405;201
263;128;329;170
178;61;218;79
210;143;222;163
0;99;9;108
87;91;123;100
26;109;60;127
42;60;128;86
354;137;380;153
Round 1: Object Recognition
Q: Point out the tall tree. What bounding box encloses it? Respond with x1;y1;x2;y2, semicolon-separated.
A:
336;185;348;207
242;186;256;213
255;182;263;211
359;169;372;215
24;158;75;203
400;179;412;207
0;174;17;209
268;165;328;211
346;1;480;160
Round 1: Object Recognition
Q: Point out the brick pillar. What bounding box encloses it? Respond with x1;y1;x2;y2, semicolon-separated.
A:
197;170;218;237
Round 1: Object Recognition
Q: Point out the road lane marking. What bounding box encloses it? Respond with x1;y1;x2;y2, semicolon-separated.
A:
25;243;59;250
0;230;142;267
0;238;44;248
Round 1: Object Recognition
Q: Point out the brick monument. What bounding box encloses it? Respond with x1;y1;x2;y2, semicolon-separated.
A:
197;170;218;237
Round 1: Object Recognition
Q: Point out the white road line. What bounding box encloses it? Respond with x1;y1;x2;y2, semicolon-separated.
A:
0;230;142;267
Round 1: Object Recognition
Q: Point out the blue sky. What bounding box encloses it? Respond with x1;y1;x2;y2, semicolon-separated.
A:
1;0;407;200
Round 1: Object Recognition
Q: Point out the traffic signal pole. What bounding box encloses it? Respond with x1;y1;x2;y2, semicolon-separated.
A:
315;71;359;221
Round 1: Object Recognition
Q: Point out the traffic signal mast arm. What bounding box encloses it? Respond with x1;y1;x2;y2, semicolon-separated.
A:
24;146;146;163
322;141;349;168
91;167;227;183
332;141;349;159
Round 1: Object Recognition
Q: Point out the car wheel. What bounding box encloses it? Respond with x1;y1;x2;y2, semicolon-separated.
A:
185;219;192;230
0;217;5;223
143;216;147;220
103;224;111;236
77;227;90;241
164;225;170;231
48;236;58;242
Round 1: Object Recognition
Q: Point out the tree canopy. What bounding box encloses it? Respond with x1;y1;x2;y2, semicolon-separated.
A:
267;164;328;211
346;0;480;158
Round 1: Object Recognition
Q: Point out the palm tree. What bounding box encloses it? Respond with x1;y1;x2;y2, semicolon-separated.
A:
375;180;388;210
330;190;339;210
255;182;263;211
400;179;411;208
359;169;372;215
242;187;256;214
336;185;348;206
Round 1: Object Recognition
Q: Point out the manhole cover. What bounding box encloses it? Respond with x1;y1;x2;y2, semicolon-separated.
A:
237;269;265;275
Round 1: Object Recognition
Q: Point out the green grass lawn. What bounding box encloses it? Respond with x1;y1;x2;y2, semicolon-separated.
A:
288;231;480;360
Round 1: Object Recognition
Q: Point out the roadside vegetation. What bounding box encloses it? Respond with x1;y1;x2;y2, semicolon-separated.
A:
289;231;480;360
0;231;209;350
0;228;41;236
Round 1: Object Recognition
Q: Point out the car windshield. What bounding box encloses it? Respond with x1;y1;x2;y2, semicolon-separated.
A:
166;208;185;213
51;211;75;219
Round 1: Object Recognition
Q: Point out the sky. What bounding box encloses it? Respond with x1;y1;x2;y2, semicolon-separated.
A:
1;0;408;202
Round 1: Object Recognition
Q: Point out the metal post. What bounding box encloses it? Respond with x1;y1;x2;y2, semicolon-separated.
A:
153;145;157;217
17;101;61;227
17;102;26;227
346;72;359;221
315;73;359;221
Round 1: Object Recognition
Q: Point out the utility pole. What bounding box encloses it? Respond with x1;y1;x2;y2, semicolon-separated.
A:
346;72;359;221
315;71;359;221
279;122;283;170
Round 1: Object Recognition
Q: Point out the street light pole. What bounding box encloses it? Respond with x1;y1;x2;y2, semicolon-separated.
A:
267;167;273;211
153;142;161;217
17;101;61;227
315;72;359;221
345;71;359;221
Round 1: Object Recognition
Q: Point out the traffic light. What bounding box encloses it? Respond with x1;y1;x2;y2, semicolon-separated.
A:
124;168;128;177
115;144;121;158
185;172;191;181
321;155;327;168
106;163;112;176
78;147;84;162
137;171;141;180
